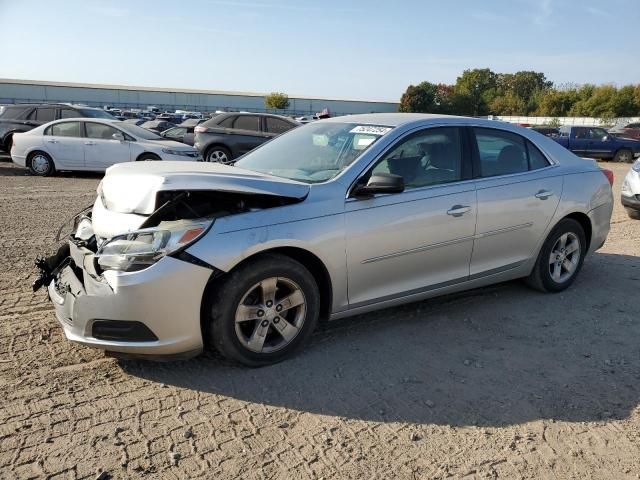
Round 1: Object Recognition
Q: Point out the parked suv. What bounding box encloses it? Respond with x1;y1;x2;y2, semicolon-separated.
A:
194;112;299;163
0;103;114;153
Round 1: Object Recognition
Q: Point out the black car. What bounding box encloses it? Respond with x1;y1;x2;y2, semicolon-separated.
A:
124;118;147;126
193;112;299;163
531;126;560;137
140;120;175;133
0;103;114;152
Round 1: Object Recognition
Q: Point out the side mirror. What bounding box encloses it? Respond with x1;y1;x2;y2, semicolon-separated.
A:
602;135;609;141
353;173;404;197
112;132;125;142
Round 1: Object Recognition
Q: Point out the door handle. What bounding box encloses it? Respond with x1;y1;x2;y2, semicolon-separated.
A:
447;205;471;217
535;190;553;200
84;141;96;146
47;139;59;144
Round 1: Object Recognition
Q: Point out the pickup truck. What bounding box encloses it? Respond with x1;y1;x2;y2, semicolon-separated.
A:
553;125;640;163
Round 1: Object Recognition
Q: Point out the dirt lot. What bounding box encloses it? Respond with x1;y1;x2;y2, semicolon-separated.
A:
0;157;639;480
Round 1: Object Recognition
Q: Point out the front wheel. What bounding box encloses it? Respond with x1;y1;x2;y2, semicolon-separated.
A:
525;218;586;293
138;153;161;161
206;254;320;367
626;208;640;220
614;149;633;163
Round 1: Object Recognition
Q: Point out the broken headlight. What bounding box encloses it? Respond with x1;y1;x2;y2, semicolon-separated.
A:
96;220;212;272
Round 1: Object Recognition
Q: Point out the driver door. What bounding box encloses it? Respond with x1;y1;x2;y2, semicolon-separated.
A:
345;127;476;307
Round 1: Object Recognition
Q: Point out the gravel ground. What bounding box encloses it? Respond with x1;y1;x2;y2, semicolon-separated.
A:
0;157;639;480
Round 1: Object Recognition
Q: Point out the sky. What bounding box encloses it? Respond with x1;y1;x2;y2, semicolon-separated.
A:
1;0;639;102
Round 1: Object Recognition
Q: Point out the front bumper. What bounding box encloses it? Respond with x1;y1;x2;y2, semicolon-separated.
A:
47;239;212;357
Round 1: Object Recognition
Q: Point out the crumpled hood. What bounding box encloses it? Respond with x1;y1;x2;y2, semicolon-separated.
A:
98;161;310;215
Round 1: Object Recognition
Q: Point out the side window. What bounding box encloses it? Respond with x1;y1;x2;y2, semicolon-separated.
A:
474;128;528;177
233;115;260;131
573;128;587;139
266;117;294;134
527;140;550;170
587;128;608;139
218;116;235;128
60;108;80;119
35;107;56;123
371;127;463;189
48;122;81;138
86;122;120;140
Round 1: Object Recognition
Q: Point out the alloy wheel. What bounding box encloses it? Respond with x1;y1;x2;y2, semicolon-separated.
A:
548;232;581;283
234;277;306;353
206;149;230;164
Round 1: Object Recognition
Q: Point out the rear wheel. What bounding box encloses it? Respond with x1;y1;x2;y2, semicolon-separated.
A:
28;151;55;176
525;218;586;293
205;146;232;164
206;254;320;367
614;149;633;163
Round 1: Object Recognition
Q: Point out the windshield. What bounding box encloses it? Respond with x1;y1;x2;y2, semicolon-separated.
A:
234;122;392;183
117;122;163;140
79;108;115;119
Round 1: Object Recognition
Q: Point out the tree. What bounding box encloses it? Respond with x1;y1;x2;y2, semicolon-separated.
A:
454;68;498;116
264;92;290;110
398;82;439;112
490;92;527;115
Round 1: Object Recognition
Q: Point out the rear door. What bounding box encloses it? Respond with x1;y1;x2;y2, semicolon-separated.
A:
43;121;85;168
83;122;131;170
569;127;589;156
470;127;562;276
263;116;296;140
230;115;268;155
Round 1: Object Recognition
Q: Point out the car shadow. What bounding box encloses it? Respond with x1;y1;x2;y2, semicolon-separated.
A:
122;252;640;428
0;161;103;179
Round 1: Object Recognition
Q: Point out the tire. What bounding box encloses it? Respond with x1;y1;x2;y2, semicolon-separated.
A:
205;145;232;164
614;149;633;163
4;134;13;153
626;208;640;220
206;253;320;367
525;218;586;293
28;151;55;177
138;153;161;161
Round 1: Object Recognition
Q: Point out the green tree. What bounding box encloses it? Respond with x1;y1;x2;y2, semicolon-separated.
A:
264;92;290;110
398;82;439;112
454;68;498;116
490;92;527;115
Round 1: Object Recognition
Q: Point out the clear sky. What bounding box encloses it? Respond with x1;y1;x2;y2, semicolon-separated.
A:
1;0;638;101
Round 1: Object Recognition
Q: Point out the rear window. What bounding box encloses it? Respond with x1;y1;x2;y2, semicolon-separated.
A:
46;122;81;137
0;106;29;119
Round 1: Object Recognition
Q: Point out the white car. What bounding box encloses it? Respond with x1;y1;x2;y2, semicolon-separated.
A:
621;160;640;219
10;118;202;176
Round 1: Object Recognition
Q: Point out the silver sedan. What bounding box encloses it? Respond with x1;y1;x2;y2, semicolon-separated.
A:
37;114;614;366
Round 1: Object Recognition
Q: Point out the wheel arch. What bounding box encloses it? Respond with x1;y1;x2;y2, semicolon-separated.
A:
555;212;592;252
26;149;55;169
200;246;334;334
135;151;161;161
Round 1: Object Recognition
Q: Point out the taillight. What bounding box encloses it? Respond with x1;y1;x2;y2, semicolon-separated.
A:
601;168;614;186
194;126;208;133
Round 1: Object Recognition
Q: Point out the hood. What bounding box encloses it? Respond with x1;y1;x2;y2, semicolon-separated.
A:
99;161;310;215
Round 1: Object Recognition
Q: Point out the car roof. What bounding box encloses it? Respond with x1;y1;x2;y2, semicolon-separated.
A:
320;113;470;127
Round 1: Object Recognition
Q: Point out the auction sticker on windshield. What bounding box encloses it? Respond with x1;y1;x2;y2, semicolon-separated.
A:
349;125;393;135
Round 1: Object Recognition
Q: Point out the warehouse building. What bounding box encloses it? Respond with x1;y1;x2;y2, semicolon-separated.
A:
0;78;399;117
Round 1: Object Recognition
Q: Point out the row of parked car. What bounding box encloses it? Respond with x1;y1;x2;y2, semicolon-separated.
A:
1;103;303;175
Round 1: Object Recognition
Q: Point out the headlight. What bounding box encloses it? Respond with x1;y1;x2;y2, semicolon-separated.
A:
96;220;212;272
161;148;197;156
633;160;640;173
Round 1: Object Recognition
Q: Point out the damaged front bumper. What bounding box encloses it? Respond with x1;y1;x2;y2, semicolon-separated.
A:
38;217;213;358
